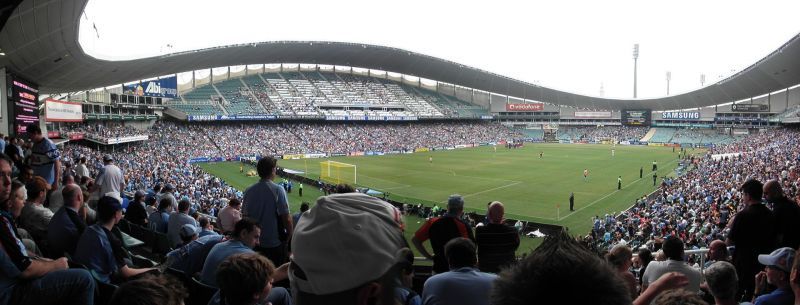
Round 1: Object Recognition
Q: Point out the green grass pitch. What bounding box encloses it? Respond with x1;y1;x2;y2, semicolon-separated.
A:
199;143;691;255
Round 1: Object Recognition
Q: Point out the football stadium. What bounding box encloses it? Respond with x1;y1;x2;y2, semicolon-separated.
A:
1;0;800;304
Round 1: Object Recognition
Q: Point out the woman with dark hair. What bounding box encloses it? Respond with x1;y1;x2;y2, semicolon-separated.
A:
638;248;654;291
607;244;637;299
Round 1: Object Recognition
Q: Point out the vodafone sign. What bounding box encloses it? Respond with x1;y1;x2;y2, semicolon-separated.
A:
506;103;544;112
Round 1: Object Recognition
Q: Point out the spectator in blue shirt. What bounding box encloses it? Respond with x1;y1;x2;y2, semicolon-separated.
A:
167;198;199;247
292;202;309;229
73;195;156;283
26;124;61;190
198;217;219;237
165;234;225;277
147;198;172;233
752;247;795;305
200;218;261;287
242;157;292;266
422;238;497;305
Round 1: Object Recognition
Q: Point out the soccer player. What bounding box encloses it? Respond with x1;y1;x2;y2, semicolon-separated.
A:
652;160;657;172
611;149;615;157
617;176;622;190
239;163;244;174
429;156;433;163
640;166;643;178
539;151;543;158
583;169;589;182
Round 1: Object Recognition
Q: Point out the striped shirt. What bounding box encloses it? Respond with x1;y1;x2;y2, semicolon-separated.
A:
475;223;519;273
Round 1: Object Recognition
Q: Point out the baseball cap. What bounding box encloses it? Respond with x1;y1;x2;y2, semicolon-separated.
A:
290;192;406;295
758;247;795;272
447;194;464;209
179;224;200;239
103;154;114;162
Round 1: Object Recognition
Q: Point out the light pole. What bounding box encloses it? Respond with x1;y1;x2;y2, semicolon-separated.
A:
700;74;705;87
633;44;639;98
666;71;671;95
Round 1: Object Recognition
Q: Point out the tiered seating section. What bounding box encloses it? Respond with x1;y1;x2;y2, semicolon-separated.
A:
649;128;743;144
170;71;487;118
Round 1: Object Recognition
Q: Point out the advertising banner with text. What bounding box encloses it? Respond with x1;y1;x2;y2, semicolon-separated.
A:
574;111;612;118
45;99;84;122
123;76;178;98
506;103;544;112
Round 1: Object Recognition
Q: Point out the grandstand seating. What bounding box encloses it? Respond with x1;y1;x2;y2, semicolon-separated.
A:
214;78;267;115
519;129;544;140
649;128;743;144
169;101;221;116
172;71;481;118
648;128;677;143
772;105;800;121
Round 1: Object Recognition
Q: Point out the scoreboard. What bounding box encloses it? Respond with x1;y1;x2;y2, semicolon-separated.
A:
9;75;40;135
621;110;651;126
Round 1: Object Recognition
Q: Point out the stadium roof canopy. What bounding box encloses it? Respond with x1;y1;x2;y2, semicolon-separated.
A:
1;0;800;111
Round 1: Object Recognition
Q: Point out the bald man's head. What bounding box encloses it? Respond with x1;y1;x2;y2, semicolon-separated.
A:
763;180;784;203
708;240;728;261
62;184;83;208
487;201;505;224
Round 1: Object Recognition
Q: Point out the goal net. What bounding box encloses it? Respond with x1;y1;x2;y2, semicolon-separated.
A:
320;161;357;185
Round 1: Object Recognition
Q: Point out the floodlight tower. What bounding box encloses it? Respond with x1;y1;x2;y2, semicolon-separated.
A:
666;71;671;95
700;74;706;87
633;44;639;98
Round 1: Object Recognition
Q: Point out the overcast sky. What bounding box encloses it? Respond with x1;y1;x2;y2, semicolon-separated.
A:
79;0;800;99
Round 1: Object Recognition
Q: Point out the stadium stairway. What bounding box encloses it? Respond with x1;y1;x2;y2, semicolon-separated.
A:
640;128;657;142
211;84;230;115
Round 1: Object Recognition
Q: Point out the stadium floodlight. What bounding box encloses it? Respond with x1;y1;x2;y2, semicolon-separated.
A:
700;74;706;86
320;160;357;185
666;71;671;95
633;44;639;98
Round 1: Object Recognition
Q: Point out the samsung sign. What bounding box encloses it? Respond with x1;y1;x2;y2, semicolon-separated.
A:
661;112;700;120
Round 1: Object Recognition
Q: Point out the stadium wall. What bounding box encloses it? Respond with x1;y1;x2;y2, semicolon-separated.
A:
790;86;800;108
454;86;473;103
437;83;455;96
474;91;490;108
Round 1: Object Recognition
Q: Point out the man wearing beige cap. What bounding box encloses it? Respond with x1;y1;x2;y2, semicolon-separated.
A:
290;192;409;305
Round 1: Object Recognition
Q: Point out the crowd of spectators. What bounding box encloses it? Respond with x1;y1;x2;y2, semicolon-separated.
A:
588;127;800;302
199;121;521;158
5;119;800;305
591;127;800;252
52;120;520;218
56;122;147;141
560;126;648;142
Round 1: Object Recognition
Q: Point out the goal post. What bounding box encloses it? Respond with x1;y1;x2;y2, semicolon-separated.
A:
320;161;357;185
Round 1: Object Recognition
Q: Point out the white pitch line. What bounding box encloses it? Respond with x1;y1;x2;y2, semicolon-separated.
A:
559;158;681;220
358;173;411;189
382;185;412;190
442;181;523;202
